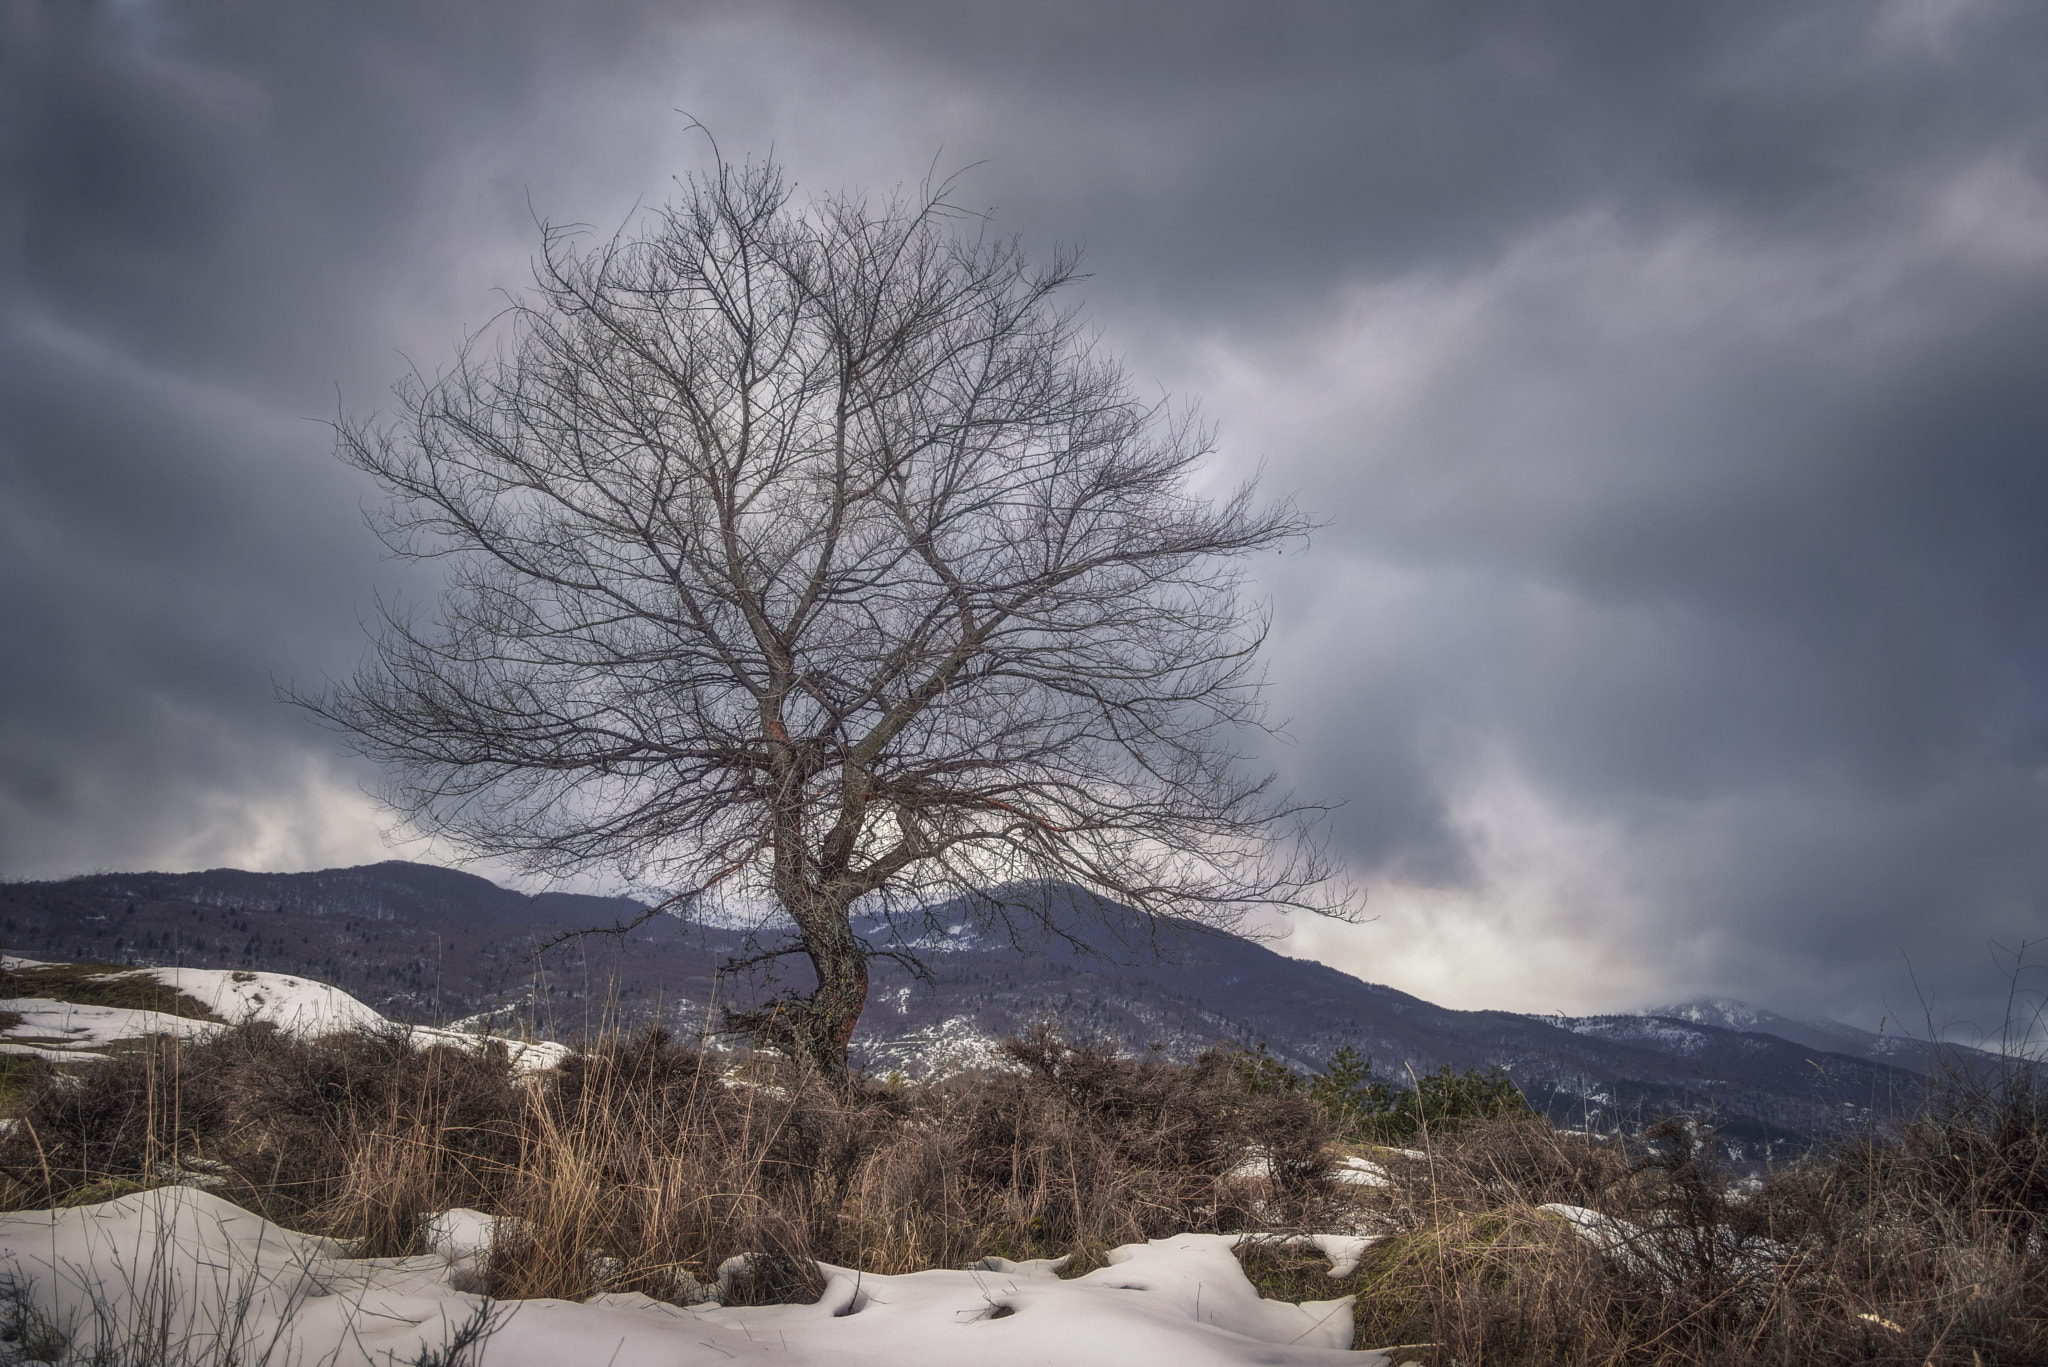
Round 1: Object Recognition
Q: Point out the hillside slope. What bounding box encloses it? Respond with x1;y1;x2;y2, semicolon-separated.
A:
1;863;1926;1154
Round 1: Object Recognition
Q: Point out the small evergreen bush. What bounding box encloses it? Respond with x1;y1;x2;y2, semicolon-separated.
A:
1228;1042;1533;1143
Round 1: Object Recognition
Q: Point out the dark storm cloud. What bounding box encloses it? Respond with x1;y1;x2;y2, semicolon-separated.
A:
4;0;2045;1033
0;0;669;872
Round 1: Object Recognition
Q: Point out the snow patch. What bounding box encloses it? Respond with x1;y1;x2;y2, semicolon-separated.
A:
0;999;216;1056
136;965;385;1035
0;1188;1394;1365
1332;1156;1390;1187
1;960;566;1071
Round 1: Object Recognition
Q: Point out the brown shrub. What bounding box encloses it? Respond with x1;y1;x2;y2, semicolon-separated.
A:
0;1024;527;1245
0;1035;233;1201
216;1025;527;1243
942;1025;1338;1261
1301;1102;2048;1364
1366;1113;1627;1228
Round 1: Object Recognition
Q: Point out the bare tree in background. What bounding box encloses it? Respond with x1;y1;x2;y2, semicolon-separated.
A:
299;154;1344;1075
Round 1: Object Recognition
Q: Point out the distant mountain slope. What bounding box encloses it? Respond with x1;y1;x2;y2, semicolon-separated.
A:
845;912;1919;1154
61;862;645;929
1;862;1928;1157
1648;997;1894;1056
1;864;724;1039
1642;996;2002;1080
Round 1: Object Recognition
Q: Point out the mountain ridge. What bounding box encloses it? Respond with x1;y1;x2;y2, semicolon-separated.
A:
1639;996;1988;1080
1;860;1946;1157
59;861;647;929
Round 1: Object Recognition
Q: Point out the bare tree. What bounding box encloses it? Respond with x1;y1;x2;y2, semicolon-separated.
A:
299;154;1343;1075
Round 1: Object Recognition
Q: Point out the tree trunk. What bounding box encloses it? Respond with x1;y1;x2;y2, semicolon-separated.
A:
787;911;869;1076
732;810;872;1075
725;912;867;1077
743;709;874;1076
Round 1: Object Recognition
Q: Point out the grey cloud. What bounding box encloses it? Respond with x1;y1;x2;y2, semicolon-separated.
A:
781;2;2048;329
1235;195;2048;1024
3;0;2045;1034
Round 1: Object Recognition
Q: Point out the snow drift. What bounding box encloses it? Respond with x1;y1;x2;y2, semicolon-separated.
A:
0;1187;1390;1365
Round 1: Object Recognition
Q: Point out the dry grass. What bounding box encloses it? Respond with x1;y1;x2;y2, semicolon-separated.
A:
0;1021;1338;1304
0;1018;2040;1363
477;1024;1342;1299
1228;1080;2048;1364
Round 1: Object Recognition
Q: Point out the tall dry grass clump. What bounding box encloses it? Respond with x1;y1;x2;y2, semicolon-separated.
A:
0;1021;1335;1307
0;1024;526;1239
482;1027;835;1304
483;1023;1337;1299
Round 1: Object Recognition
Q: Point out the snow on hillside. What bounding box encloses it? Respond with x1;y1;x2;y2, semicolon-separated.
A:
143;962;387;1034
0;999;217;1061
1546;1013;1727;1057
855;1012;1007;1077
1652;998;1772;1032
1645;998;1887;1055
0;958;567;1071
0;1187;1390;1366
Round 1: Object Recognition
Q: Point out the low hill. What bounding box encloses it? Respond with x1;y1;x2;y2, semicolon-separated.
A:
1;863;1932;1157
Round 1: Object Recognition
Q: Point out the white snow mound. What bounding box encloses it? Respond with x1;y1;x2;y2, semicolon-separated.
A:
0;1188;1390;1365
0;959;568;1071
141;964;387;1035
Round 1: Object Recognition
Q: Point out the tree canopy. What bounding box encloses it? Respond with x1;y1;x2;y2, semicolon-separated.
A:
302;154;1344;1072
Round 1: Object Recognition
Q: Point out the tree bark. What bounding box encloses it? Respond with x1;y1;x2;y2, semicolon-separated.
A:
788;909;869;1076
724;892;869;1077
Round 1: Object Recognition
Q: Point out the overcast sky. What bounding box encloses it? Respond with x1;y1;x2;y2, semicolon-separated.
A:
5;0;2046;1035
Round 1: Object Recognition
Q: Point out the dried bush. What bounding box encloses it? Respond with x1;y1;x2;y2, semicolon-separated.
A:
0;1024;527;1246
953;1025;1336;1257
1308;1080;2048;1365
0;1035;233;1201
1348;1204;1626;1364
216;1025;527;1245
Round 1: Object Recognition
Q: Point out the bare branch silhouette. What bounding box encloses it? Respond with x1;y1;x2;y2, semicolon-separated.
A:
293;151;1347;1073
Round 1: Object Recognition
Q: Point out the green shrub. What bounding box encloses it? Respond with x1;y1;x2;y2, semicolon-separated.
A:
1229;1043;1532;1144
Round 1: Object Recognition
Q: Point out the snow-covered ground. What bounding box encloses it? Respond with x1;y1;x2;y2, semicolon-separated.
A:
1232;1150;1398;1188
0;998;219;1061
1333;1156;1391;1187
0;958;568;1071
0;1187;1398;1366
